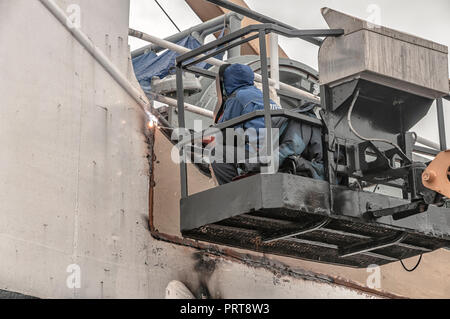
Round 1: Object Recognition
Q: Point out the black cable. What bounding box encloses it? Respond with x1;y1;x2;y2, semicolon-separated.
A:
154;0;181;32
347;89;408;159
400;254;423;272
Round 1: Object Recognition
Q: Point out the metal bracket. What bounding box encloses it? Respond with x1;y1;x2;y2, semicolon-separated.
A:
339;233;407;258
262;219;330;243
364;201;429;221
355;141;412;182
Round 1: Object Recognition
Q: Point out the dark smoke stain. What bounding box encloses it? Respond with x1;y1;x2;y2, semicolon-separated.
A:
192;252;218;299
140;214;150;231
193;252;217;275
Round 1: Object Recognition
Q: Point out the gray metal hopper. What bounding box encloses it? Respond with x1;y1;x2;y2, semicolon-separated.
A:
319;8;449;149
319;7;449;100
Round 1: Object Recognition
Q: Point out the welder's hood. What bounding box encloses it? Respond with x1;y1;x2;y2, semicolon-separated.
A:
223;64;255;96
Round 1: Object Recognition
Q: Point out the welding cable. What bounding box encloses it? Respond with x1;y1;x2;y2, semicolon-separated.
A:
400;254;423;272
154;0;181;32
347;89;408;159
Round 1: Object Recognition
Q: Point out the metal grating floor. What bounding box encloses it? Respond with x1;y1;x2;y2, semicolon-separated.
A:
181;174;450;268
183;210;449;268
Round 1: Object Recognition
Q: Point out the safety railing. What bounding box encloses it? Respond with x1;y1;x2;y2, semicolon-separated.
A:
175;23;344;199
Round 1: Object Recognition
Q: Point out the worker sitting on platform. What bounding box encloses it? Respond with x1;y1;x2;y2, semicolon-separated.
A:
209;63;324;185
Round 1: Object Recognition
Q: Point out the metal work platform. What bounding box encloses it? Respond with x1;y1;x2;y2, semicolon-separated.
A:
181;174;450;268
174;4;450;268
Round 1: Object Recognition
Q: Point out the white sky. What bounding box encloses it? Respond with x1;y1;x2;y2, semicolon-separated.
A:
129;0;450;145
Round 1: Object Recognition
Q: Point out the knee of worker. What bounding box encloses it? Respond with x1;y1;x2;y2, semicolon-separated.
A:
211;163;238;185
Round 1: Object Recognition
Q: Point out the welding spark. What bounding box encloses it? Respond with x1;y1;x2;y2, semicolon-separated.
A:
147;113;159;129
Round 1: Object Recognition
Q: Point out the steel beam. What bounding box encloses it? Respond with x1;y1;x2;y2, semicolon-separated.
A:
287;238;398;261
228;13;243;58
176;66;188;199
339;233;408;258
176;109;323;148
263;219;330;243
319;229;431;253
397;242;432;252
214;109;323;130
176;24;343;65
206;0;324;46
436;98;447;151
288;238;337;249
366;201;428;220
259;30;274;169
270;33;280;90
182;33;259;69
413;145;440;157
320;228;370;239
362;252;398;262
414;135;441;151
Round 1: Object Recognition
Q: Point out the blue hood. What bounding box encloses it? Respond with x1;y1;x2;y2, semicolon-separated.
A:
223;64;255;96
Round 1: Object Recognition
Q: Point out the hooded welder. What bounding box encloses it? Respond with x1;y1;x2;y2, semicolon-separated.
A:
210;63;324;185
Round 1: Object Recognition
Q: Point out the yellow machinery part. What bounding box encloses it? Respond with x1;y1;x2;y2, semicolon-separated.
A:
422;150;450;198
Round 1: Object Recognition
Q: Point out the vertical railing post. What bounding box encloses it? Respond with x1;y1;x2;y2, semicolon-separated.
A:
176;65;189;199
269;33;280;90
436;98;447;151
228;14;243;59
259;29;274;172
